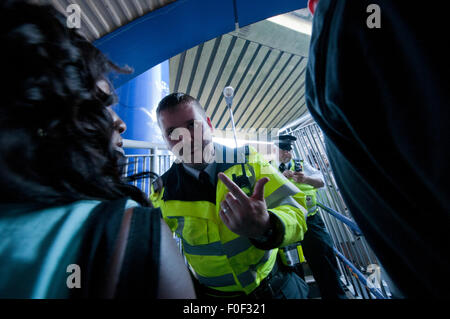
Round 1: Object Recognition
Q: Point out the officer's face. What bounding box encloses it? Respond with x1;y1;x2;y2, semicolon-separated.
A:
278;148;292;163
158;101;214;167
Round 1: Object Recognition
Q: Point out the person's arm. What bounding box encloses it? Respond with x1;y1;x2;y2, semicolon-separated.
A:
307;176;324;188
292;173;324;188
157;219;196;299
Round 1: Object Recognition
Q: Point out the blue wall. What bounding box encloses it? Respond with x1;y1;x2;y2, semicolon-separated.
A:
95;0;307;88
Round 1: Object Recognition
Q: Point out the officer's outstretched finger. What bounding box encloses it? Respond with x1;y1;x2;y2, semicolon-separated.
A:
218;172;248;203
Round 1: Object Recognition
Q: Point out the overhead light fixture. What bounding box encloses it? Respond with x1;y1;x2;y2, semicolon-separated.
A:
267;13;312;36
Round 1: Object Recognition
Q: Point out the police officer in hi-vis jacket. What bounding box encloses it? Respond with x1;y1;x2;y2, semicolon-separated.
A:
272;135;347;299
150;93;310;299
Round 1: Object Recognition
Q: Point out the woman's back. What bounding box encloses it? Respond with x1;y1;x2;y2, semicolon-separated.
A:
0;198;162;298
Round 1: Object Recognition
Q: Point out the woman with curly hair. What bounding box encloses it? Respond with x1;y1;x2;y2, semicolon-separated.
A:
0;0;195;299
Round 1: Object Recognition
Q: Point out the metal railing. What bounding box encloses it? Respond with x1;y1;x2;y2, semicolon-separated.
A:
122;141;182;257
318;201;389;299
122;139;175;194
281;123;392;299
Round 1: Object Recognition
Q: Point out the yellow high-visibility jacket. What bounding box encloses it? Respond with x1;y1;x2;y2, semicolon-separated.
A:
150;145;308;294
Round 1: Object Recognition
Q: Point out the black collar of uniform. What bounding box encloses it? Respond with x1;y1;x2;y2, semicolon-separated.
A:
160;162;216;203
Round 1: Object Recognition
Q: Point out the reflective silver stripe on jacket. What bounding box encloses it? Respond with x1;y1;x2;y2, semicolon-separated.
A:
167;217;253;257
197;250;273;288
237;250;272;287
167;215;273;288
196;272;236;287
270;196;302;210
183;240;224;256
223;236;253;258
265;185;308;218
265;183;300;209
182;236;253;257
166;216;184;238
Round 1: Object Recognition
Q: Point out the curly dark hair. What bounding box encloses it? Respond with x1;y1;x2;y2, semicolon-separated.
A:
0;0;153;206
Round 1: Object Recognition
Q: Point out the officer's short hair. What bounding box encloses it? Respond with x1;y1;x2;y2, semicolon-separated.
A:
156;93;207;120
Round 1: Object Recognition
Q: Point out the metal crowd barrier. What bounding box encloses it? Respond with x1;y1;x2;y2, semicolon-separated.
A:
317;201;388;299
333;248;386;299
122;139;175;196
317;203;363;237
281;123;392;299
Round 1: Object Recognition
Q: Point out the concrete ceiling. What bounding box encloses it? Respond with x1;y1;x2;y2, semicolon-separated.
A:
170;11;313;135
33;0;176;41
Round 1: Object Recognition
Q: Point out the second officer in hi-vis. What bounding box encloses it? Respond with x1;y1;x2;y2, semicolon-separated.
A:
272;135;347;299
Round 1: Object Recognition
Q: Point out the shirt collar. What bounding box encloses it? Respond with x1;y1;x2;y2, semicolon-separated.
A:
182;164;201;180
181;143;242;184
182;162;217;185
276;158;291;168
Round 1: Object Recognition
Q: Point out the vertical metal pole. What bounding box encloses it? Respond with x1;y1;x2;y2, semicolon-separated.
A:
228;105;239;149
150;148;157;176
133;156;138;187
143;155;149;196
124;156;129;179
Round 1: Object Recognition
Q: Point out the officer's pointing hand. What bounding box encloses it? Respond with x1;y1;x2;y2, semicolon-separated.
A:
218;172;270;239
